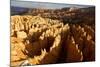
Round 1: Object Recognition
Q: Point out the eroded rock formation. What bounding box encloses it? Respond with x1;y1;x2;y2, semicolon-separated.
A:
11;15;70;66
11;7;95;66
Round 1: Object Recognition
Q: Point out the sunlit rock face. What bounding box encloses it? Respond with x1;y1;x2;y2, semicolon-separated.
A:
11;15;70;66
11;7;95;66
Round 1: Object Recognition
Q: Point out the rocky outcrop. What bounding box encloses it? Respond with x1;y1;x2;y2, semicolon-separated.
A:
64;24;95;62
11;15;70;66
11;7;95;66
